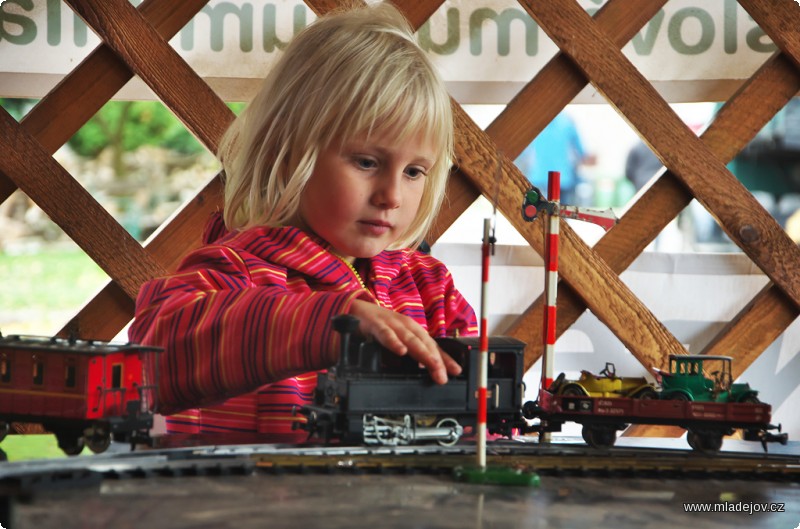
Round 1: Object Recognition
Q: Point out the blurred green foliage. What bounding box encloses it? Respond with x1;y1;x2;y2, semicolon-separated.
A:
67;101;207;158
0;98;247;163
0;97;37;120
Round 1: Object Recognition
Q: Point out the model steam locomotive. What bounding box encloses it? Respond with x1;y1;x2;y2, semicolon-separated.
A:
0;332;160;455
296;315;531;446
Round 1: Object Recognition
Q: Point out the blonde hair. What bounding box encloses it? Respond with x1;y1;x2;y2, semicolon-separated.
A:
218;2;453;249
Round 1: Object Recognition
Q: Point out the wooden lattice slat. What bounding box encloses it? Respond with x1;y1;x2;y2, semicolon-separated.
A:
0;0;215;337
26;0;221;339
61;177;222;339
391;0;445;29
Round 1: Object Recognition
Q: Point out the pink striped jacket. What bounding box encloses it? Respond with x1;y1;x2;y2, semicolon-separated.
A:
129;215;477;437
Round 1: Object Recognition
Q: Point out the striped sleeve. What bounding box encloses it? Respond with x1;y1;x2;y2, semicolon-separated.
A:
129;244;363;415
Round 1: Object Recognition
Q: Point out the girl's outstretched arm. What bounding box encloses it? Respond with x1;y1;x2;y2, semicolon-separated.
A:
129;244;363;415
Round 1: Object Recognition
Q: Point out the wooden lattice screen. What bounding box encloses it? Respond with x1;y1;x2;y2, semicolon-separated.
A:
1;0;799;437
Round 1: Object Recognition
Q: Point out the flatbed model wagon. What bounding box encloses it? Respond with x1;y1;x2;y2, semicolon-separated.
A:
526;353;787;453
531;388;784;453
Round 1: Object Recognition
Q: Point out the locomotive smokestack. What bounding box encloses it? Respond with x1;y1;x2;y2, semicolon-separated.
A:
332;314;360;369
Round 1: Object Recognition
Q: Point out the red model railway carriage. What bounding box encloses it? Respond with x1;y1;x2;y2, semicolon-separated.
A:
0;333;160;455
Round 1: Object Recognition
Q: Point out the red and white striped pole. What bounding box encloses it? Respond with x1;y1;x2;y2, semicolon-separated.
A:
477;217;492;468
541;171;561;394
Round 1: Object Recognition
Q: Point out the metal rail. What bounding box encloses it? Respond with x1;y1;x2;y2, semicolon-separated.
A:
2;440;799;486
248;442;800;481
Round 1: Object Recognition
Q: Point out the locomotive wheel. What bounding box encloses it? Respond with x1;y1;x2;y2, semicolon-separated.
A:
55;431;85;456
581;425;617;449
436;418;462;447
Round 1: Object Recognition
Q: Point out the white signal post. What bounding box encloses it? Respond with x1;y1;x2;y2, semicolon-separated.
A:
541;171;561;396
477;217;493;468
521;170;619;444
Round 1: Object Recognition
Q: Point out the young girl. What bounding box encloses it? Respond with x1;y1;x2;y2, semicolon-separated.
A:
129;2;477;438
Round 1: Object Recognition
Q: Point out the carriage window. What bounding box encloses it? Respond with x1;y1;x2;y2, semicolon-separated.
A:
33;357;44;385
0;354;9;383
112;364;122;388
65;360;76;388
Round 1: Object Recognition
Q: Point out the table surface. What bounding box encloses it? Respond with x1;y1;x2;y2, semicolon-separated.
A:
3;436;800;529
13;472;800;529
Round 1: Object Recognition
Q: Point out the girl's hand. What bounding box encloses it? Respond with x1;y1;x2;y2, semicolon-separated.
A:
348;299;462;384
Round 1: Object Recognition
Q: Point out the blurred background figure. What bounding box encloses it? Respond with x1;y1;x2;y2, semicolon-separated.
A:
515;112;595;206
728;97;800;230
624;140;663;193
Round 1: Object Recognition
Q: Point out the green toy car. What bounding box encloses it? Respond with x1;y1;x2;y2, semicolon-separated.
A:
657;354;759;403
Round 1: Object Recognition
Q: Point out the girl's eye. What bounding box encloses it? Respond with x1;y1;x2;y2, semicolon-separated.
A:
354;156;377;170
405;167;427;180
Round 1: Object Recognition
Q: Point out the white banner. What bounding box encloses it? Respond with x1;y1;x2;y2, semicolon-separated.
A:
0;0;778;103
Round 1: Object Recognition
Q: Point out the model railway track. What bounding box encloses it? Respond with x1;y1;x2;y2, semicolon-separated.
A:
236;442;800;481
2;442;798;487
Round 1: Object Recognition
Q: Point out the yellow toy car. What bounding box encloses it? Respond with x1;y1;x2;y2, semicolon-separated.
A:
549;362;658;399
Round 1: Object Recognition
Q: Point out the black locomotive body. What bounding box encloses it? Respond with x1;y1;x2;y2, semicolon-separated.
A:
297;315;529;446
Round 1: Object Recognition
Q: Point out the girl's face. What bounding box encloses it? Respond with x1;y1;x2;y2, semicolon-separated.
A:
296;130;435;263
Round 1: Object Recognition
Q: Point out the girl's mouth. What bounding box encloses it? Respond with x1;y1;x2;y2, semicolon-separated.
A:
360;220;392;235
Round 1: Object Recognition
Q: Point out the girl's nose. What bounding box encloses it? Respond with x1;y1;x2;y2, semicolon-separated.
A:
372;172;402;209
